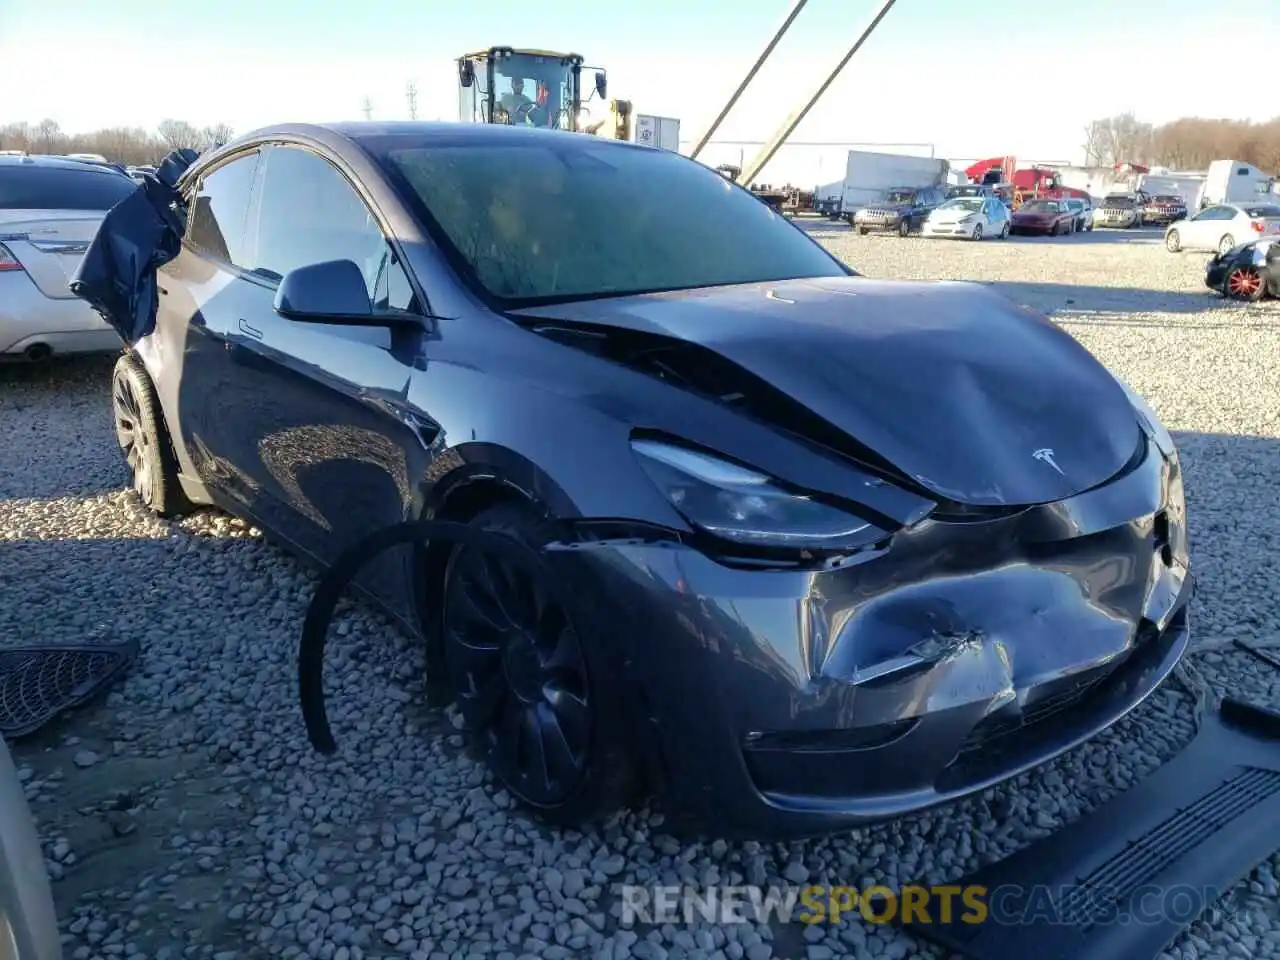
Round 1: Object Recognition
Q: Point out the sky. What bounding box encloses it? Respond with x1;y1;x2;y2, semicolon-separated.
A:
2;0;1275;186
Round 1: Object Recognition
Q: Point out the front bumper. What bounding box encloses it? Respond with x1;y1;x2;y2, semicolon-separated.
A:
1144;209;1185;225
1095;215;1139;228
575;434;1191;839
922;221;978;238
854;213;904;232
1009;220;1053;234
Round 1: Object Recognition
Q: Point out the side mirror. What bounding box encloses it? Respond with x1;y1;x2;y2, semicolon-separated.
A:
274;260;376;324
594;71;607;99
458;60;475;88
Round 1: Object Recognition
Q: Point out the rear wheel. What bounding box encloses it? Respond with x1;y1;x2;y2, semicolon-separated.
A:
971;223;984;241
441;502;636;827
1219;234;1237;256
1165;229;1181;253
111;353;191;518
1225;266;1266;302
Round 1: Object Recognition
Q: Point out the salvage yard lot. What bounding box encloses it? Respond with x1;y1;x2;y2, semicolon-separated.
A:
3;226;1280;960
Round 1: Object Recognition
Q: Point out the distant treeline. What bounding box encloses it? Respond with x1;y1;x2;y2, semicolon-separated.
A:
1084;113;1280;172
0;119;235;165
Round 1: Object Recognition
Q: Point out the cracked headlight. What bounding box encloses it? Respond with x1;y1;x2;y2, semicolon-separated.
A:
631;439;887;550
1113;377;1175;458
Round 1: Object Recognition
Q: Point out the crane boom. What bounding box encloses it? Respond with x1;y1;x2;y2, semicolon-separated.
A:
737;0;898;187
687;0;810;161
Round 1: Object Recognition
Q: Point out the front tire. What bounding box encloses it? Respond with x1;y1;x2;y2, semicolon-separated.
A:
898;218;911;237
971;223;984;241
111;353;191;518
1219;234;1237;256
1225;266;1266;302
999;222;1009;239
441;502;636;828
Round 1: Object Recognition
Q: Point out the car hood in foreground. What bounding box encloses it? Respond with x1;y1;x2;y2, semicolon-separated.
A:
514;277;1140;507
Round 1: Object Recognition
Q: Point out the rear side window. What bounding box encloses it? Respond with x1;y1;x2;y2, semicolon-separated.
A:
0;164;136;211
186;153;259;266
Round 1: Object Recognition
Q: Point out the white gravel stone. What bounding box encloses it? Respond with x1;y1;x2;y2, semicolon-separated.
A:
2;222;1279;958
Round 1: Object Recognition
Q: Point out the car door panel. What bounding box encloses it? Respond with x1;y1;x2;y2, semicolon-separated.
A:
155;151;272;511
222;143;432;615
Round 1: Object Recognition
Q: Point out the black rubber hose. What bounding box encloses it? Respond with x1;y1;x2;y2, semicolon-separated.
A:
298;519;573;755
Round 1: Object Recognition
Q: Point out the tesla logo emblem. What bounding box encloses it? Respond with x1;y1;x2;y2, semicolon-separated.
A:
1033;448;1064;475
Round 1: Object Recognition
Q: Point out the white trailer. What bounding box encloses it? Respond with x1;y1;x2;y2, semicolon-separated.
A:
1202;159;1277;207
632;114;680;152
838;150;949;217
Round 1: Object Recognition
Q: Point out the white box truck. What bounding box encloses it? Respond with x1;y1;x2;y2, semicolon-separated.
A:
1201;159;1277;208
839;150;950;218
632;114;680;152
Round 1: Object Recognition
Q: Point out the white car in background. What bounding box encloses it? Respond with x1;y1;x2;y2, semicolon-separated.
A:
1164;202;1280;255
0;154;136;360
921;195;1010;240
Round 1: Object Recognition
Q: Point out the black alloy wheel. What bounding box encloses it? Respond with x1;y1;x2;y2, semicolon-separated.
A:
440;503;632;824
110;354;190;517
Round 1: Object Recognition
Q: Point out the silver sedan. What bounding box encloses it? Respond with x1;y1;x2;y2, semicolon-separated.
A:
1164;201;1280;255
0;155;136;360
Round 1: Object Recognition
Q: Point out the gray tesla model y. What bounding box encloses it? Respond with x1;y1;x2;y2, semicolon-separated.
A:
75;122;1191;839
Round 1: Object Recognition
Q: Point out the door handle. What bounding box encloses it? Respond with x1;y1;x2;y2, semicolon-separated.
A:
238;319;263;340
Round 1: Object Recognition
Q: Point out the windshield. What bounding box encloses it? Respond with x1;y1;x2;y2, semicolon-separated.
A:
375;136;849;306
885;190;916;204
1152;195;1182;204
492;52;577;130
1103;196;1135;208
1021;200;1058;212
950;186;980;196
939;198;982;212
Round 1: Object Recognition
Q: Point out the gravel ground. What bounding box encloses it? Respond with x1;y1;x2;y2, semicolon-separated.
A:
3;223;1280;960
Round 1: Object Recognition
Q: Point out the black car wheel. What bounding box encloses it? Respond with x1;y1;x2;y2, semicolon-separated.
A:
1219;234;1236;256
1225;266;1266;302
111;353;191;518
898;217;911;237
441;502;635;826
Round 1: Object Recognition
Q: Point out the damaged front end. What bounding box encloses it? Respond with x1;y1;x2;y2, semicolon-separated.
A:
568;420;1191;837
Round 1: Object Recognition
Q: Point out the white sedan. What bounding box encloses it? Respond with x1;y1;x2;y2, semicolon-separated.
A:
1164;201;1280;255
1;154;136;360
921;196;1010;240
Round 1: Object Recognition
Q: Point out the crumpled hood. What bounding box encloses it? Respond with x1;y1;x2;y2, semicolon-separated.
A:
514;277;1142;507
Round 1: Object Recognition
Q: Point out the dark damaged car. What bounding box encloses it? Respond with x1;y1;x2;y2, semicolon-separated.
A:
71;123;1192;840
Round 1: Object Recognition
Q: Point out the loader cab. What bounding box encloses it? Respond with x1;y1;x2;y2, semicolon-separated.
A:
457;47;607;133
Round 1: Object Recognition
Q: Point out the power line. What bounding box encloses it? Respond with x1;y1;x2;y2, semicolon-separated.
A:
406;83;418;120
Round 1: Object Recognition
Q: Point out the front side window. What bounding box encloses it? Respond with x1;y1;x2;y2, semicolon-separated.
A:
251;145;416;311
372;136;848;306
186;152;259;266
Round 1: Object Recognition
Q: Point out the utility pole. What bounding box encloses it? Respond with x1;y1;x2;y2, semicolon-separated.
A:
738;0;898;187
360;97;373;121
406;82;418;120
688;0;809;161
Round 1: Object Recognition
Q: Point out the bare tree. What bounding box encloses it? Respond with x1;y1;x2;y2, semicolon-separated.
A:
0;118;235;164
1086;113;1280;172
157;119;203;151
